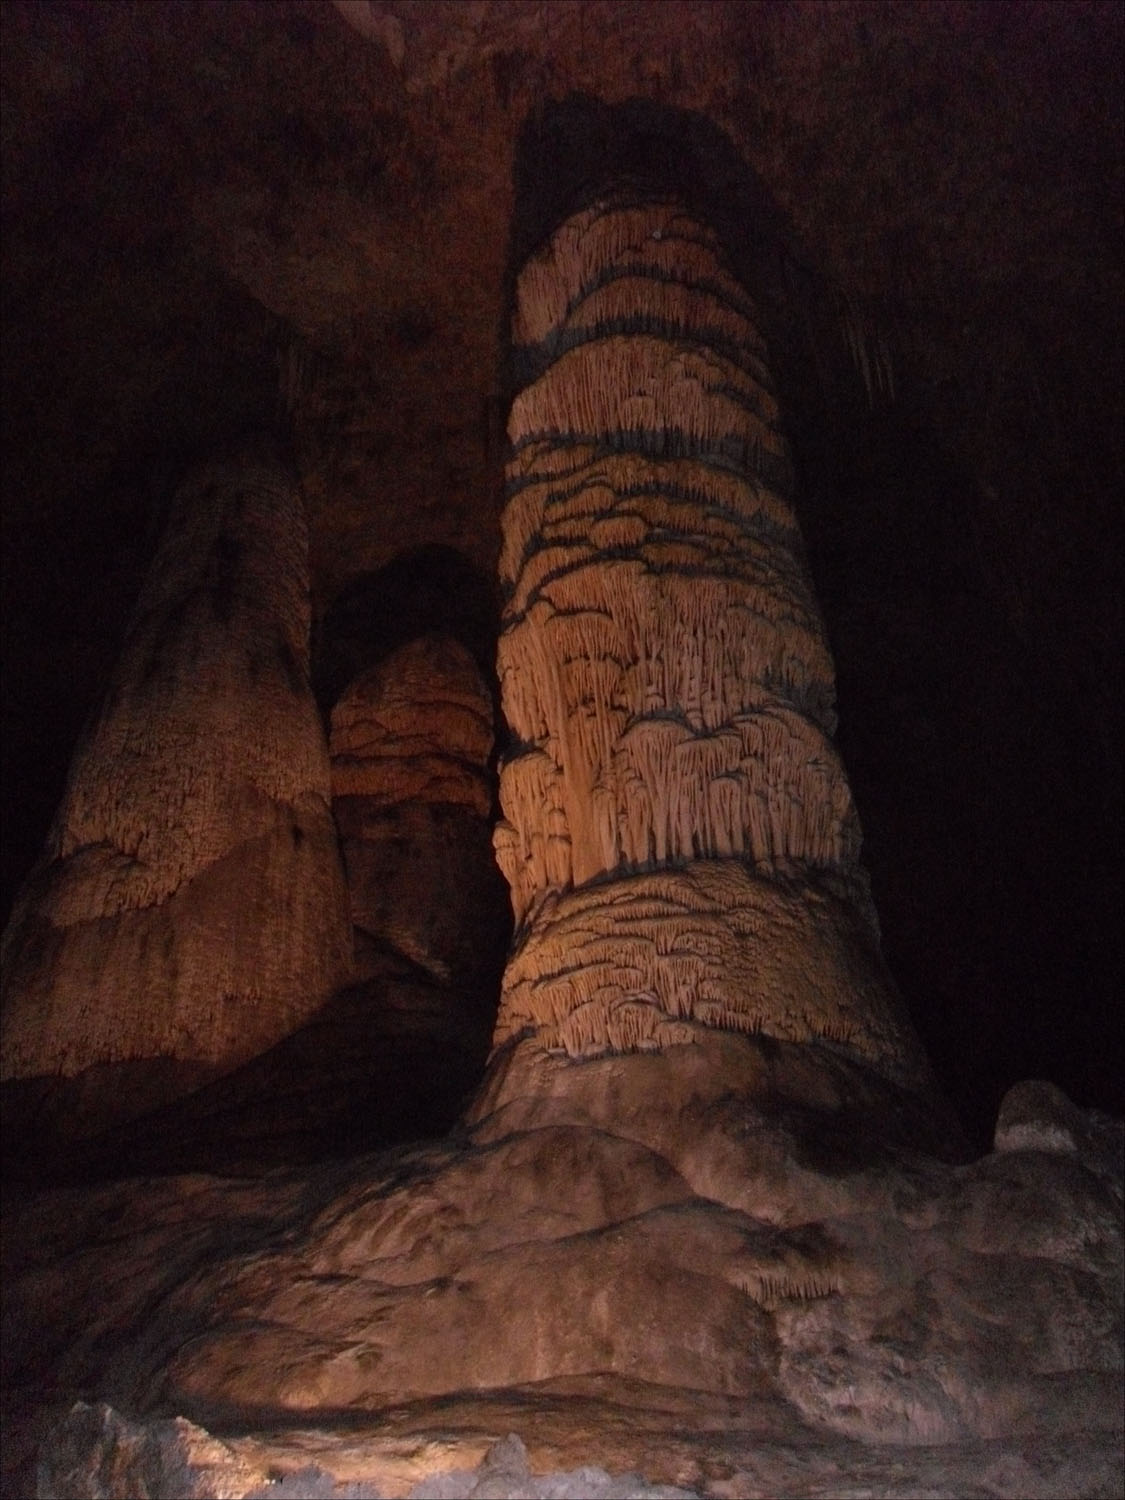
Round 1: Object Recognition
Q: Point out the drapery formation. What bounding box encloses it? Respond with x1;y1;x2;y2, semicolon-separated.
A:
0;446;351;1087
492;195;927;1088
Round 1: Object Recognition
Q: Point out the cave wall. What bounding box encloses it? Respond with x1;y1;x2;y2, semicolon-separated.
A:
1;0;1121;1137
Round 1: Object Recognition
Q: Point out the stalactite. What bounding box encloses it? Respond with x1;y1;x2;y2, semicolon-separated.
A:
490;192;930;1090
0;447;352;1083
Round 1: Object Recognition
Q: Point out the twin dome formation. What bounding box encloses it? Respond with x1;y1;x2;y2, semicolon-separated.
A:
0;190;934;1143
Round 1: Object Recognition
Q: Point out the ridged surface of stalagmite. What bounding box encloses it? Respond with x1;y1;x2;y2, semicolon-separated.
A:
331;634;493;817
492;195;929;1090
330;634;501;983
0;447;352;1086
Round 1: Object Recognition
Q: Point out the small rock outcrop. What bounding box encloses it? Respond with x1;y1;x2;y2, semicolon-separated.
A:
0;444;352;1141
489;192;932;1103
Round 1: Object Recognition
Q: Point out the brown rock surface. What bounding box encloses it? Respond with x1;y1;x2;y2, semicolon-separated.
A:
0;446;352;1139
1;0;1120;1137
491;192;928;1099
3;1083;1121;1498
0;5;1120;1497
330;634;500;984
331;636;492;817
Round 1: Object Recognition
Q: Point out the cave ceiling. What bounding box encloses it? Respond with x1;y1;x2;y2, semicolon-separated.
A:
1;0;1121;1132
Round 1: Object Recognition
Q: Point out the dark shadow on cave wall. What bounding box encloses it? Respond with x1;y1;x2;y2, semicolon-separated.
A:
502;95;1122;1142
313;543;501;722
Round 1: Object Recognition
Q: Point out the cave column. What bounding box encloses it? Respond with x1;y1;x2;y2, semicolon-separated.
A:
486;192;932;1092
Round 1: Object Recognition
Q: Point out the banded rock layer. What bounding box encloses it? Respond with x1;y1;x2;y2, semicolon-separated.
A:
492;196;927;1089
0;448;352;1095
330;634;493;818
330;634;502;985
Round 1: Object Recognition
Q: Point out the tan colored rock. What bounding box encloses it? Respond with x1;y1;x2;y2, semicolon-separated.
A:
330;635;493;818
329;634;501;983
4;1081;1120;1497
0;446;352;1090
489;866;927;1089
491;194;923;1087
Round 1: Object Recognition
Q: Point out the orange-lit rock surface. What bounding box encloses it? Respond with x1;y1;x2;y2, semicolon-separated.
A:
0;5;1121;1497
0;446;352;1137
5;1081;1121;1497
2;0;1120;1137
491;194;931;1098
331;634;498;983
18;192;1121;1500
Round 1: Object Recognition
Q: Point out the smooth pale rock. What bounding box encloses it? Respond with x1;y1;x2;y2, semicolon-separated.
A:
0;444;352;1137
992;1079;1124;1177
34;1401;265;1500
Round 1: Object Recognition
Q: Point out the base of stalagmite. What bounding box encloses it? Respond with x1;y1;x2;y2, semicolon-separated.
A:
3;1052;1120;1498
492;863;931;1094
0;942;500;1182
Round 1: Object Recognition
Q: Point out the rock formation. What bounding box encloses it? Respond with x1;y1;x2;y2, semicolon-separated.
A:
330;633;498;984
5;1081;1122;1497
490;192;932;1096
0;443;352;1137
0;191;1121;1500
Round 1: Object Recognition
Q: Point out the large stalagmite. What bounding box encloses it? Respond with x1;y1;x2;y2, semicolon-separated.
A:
489;194;932;1093
0;444;352;1121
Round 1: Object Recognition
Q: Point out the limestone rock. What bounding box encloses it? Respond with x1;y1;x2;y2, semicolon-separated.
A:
490;866;929;1090
34;1401;264;1500
2;626;507;1177
993;1077;1122;1166
491;192;926;1093
4;1084;1121;1499
330;634;502;985
330;635;493;819
0;445;352;1133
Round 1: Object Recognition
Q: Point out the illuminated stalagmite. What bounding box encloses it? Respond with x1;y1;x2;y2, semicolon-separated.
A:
491;195;930;1090
330;634;497;982
0;445;352;1096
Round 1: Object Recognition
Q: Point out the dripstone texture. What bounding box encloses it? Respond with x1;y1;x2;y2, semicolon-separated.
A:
0;6;1121;1497
5;1083;1122;1497
0;446;352;1138
9;193;1121;1500
331;633;499;984
491;194;932;1098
